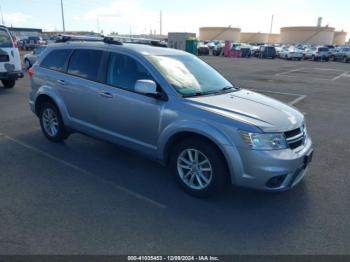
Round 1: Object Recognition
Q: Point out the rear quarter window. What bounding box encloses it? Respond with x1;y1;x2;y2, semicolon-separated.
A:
41;49;71;72
0;29;13;48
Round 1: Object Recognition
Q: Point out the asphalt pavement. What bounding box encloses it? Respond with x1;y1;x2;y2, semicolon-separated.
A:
0;57;349;255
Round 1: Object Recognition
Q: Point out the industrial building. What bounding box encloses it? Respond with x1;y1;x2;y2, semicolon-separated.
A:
8;27;42;39
199;27;241;42
168;32;196;51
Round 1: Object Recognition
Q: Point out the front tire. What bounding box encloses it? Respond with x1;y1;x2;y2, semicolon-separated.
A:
2;79;16;89
39;102;70;143
170;138;228;198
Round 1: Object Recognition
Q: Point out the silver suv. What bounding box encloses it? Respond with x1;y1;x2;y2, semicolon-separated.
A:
29;36;313;197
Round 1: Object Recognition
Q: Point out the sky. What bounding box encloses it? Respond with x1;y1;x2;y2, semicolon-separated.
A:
1;0;349;38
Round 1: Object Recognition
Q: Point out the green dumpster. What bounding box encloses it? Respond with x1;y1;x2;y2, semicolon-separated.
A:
185;38;198;55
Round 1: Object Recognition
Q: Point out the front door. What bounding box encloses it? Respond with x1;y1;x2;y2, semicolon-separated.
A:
97;52;165;152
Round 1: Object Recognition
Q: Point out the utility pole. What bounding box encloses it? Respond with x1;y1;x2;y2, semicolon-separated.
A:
160;10;162;36
60;0;66;32
270;14;274;34
96;17;100;34
0;4;5;26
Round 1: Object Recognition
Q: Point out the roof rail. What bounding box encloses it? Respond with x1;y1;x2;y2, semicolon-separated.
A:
55;34;123;45
54;34;166;47
111;36;167;47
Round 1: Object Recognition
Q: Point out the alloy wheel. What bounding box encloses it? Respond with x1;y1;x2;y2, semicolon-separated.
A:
177;149;213;190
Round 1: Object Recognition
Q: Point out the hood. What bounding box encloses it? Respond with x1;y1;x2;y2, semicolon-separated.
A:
186;89;304;132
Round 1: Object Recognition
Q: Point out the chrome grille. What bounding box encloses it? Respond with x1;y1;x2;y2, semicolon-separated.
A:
284;127;306;150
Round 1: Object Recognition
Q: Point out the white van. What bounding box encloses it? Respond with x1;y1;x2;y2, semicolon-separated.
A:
0;26;23;88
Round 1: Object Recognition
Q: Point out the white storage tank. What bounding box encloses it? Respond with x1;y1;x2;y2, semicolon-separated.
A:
240;32;269;43
199;27;241;42
333;31;347;45
280;26;335;45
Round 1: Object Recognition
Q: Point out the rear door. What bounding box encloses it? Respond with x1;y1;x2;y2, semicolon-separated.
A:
58;48;105;130
0;27;21;72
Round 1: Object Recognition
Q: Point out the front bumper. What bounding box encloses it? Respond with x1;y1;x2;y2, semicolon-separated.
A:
0;71;24;80
227;136;313;191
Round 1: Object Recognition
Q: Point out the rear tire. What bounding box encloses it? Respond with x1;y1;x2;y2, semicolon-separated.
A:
24;59;32;69
2;79;16;89
170;138;229;198
39;101;70;143
344;56;348;63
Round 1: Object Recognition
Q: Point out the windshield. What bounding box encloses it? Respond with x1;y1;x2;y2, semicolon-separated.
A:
146;54;234;97
0;29;13;48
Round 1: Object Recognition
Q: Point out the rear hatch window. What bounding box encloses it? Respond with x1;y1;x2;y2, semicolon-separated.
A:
0;29;13;48
318;48;329;52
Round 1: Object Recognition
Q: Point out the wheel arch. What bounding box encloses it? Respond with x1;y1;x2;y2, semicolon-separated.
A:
34;90;69;125
158;123;240;185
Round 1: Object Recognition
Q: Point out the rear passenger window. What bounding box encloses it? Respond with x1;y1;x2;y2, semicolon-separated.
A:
67;49;103;82
107;53;154;91
41;49;71;72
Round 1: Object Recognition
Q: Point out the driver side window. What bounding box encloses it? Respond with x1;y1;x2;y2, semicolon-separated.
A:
106;52;154;92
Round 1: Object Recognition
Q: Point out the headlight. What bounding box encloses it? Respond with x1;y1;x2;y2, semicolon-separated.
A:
240;131;288;150
303;123;308;138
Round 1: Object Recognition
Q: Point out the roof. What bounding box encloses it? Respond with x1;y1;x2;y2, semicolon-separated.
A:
7;27;42;33
49;41;188;56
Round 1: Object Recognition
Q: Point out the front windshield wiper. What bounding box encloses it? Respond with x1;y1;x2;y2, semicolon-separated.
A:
183;86;239;98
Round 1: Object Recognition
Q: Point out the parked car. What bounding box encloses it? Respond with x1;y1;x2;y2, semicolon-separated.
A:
29;37;313;197
236;44;251;58
258;45;276;59
279;47;303;60
0;26;23;88
197;43;210;55
250;45;261;57
303;46;330;61
213;42;225;56
330;47;350;62
23;45;47;69
22;36;41;51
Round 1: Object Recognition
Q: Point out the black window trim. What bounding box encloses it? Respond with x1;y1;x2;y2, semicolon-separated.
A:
103;51;168;101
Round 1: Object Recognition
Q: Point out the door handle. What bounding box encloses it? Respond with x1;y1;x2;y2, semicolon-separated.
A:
57;79;68;85
99;92;114;99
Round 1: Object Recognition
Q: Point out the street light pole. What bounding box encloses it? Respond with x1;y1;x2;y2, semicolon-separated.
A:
60;0;66;32
0;4;5;26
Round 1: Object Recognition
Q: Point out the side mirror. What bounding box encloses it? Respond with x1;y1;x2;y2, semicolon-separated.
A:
135;79;157;95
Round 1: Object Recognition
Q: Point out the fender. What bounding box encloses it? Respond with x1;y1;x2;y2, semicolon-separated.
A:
157;119;243;185
34;85;71;125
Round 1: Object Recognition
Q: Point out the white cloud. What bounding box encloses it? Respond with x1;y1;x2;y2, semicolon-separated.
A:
2;11;31;26
83;0;160;34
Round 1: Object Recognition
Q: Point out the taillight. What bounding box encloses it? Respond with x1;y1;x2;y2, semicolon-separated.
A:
28;67;33;77
12;35;17;48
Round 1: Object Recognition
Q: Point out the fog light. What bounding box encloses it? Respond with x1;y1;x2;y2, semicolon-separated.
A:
266;175;287;188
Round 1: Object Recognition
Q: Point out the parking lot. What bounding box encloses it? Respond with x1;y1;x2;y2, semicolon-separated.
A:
0;57;349;255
